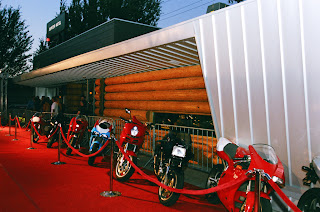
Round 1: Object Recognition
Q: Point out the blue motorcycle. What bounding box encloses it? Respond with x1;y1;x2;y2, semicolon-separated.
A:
88;119;113;166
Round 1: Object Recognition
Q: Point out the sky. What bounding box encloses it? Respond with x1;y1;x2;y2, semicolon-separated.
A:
1;0;233;55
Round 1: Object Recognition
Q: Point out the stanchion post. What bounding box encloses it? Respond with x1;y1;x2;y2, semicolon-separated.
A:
0;112;2;131
12;115;18;141
52;124;66;165
100;136;121;197
27;120;35;150
6;113;13;136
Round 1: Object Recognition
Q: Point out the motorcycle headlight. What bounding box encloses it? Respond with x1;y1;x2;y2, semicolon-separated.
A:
171;145;186;158
272;176;285;187
131;126;139;137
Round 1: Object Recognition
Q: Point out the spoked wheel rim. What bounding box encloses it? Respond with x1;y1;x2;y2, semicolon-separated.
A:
116;154;133;177
159;174;177;201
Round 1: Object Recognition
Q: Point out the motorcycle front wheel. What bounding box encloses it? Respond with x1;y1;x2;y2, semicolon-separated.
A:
158;170;184;207
297;188;320;211
114;153;137;182
205;164;224;204
88;143;99;166
32;126;39;143
47;133;58;148
153;153;163;181
66;134;76;155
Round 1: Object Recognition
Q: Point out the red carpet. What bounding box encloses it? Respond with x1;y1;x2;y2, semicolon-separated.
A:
0;126;227;211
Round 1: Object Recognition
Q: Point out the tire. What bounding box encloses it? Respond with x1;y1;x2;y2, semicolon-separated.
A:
153;152;163;181
32;128;39;143
88;143;99;166
47;133;58;148
66;135;76;155
47;137;54;148
114;153;137;182
158;170;184;207
297;188;320;212
260;197;272;212
205;164;224;204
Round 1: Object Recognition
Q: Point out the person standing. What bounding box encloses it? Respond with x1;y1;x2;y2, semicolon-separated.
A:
78;95;88;115
51;96;59;116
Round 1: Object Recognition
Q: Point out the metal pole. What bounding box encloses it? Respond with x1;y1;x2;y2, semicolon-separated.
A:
100;136;121;197
52;124;66;165
27;121;35;149
0;112;2;131
6;113;12;136
12;115;18;141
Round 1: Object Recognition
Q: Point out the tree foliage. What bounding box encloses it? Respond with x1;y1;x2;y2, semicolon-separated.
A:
0;2;33;76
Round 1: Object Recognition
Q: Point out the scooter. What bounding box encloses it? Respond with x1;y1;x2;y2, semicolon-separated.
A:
206;137;285;211
154;129;193;206
297;155;320;211
114;108;150;182
31;112;54;143
66;114;88;155
88;119;113;166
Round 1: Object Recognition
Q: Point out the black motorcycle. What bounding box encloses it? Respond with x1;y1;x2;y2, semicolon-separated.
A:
31;113;53;143
297;155;320;211
153;129;193;206
47;113;68;148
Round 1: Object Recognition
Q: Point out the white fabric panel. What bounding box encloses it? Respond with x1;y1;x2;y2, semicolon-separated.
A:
194;0;320;190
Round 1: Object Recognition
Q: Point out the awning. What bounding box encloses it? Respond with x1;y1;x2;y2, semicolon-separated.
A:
13;20;199;87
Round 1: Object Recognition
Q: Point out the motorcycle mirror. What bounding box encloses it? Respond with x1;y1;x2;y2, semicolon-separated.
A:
125;108;131;119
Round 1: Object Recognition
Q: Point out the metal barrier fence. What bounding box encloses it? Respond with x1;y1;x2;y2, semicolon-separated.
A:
8;109;217;173
113;120;217;172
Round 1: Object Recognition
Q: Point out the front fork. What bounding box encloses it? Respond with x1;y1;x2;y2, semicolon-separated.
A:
245;169;264;212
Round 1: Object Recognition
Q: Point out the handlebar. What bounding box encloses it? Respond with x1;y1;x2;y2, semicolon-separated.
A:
119;116;129;123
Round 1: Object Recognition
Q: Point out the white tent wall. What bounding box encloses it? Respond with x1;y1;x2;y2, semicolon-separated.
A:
194;0;320;195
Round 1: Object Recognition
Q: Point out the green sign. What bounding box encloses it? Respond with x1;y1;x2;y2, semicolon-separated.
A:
46;13;65;38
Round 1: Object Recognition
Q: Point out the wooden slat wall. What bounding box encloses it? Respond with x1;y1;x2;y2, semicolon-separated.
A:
95;65;211;121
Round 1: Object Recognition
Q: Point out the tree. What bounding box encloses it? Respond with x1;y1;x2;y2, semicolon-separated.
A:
34;38;48;55
108;0;161;26
0;2;33;76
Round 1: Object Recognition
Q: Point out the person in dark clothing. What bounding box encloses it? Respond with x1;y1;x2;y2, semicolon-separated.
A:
34;96;41;111
26;97;35;110
78;95;88;115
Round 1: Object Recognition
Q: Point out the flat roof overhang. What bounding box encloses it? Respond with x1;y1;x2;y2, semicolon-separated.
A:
14;19;199;87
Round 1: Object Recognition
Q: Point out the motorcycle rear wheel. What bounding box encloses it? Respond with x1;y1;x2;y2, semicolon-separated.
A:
88;143;99;166
66;135;76;155
297;188;320;212
205;164;224;204
159;170;184;206
114;153;137;182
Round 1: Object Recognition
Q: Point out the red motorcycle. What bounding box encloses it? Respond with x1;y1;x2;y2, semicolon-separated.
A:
66;115;88;155
206;138;285;211
114;108;150;182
